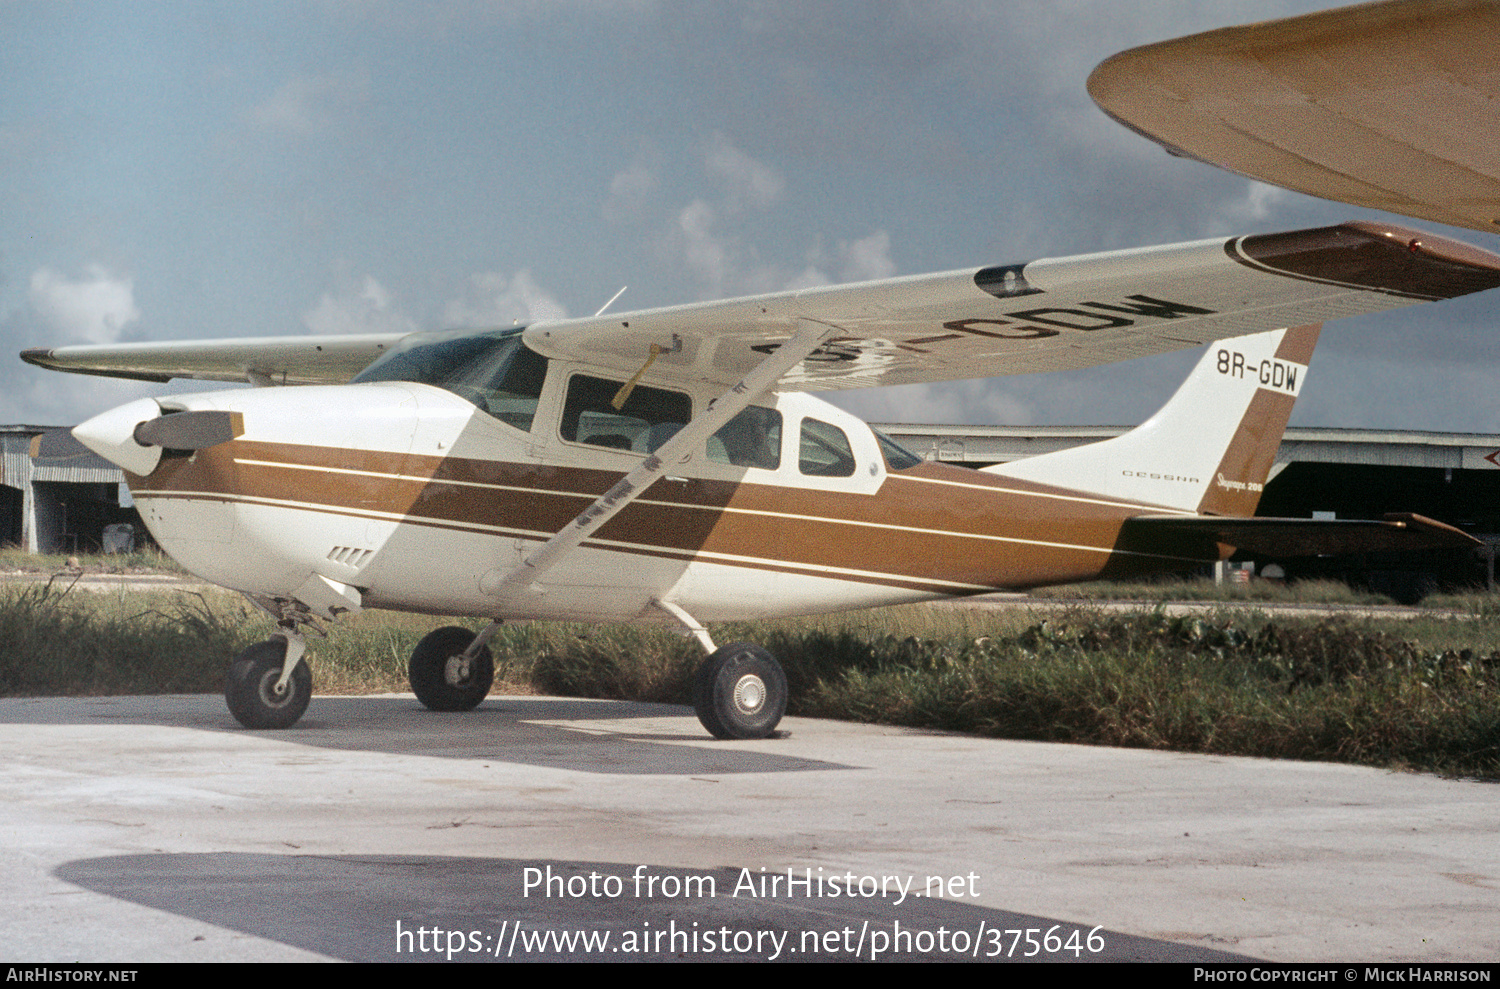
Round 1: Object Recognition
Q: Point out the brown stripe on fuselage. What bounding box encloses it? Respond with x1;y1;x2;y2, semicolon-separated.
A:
131;441;1215;592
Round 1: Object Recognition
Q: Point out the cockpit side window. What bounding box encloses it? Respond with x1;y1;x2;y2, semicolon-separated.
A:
873;428;924;470
561;374;692;453
353;327;548;432
798;418;856;477
708;406;781;470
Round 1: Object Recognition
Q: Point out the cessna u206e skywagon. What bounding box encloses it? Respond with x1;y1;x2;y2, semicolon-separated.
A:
24;0;1500;739
22;221;1499;738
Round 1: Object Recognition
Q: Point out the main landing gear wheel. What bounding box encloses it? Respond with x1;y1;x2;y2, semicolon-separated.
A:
693;642;787;740
225;637;312;730
409;626;494;712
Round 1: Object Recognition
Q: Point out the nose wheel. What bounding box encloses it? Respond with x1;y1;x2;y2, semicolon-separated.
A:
693;642;787;740
225;636;312;729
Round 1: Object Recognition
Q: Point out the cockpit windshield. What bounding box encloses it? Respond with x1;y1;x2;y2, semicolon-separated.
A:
353;327;548;431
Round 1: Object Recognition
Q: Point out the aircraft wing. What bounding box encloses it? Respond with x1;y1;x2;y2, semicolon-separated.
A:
1118;512;1480;559
525;221;1500;392
19;223;1500;392
19;333;407;385
1088;0;1500;234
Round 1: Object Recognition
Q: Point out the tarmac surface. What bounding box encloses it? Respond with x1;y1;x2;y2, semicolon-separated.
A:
2;692;1497;963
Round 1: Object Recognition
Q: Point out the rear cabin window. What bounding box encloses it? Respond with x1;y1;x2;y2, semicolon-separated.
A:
708;406;782;470
561;375;692;453
799;418;856;477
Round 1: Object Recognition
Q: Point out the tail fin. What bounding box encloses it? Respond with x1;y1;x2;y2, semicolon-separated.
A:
984;324;1320;516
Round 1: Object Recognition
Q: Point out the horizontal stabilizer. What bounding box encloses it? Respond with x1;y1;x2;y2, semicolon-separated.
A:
1118;513;1479;559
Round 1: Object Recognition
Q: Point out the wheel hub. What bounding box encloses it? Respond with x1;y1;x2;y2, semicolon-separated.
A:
732;674;766;714
257;670;294;708
444;655;471;686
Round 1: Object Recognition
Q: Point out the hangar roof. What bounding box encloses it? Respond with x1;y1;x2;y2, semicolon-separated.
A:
876;424;1500;473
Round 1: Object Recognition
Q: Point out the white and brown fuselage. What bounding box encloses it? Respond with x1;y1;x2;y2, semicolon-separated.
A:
123;383;1205;624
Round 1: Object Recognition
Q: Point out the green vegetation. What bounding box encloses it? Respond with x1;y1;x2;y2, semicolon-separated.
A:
0;580;243;695
0;546;186;576
787;608;1500;780
1029;576;1395;605
2;581;1497;779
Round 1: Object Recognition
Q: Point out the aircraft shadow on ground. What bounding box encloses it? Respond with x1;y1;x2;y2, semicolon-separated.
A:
0;695;854;776
55;852;1256;963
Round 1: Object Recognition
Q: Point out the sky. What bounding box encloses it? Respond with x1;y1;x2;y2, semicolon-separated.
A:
3;0;1498;433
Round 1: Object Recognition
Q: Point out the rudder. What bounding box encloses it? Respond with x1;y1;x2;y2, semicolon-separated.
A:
985;324;1320;516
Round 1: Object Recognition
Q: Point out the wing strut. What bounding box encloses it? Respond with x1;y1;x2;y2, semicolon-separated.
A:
478;318;841;602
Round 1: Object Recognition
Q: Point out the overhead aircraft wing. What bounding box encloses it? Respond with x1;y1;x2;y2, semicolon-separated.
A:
1088;0;1500;233
524;221;1500;392
19;333;407;385
1118;512;1480;559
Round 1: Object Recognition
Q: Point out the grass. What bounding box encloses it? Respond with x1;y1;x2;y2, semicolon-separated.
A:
0;545;187;576
1029;576;1396;605
2;581;1497;779
1423;589;1500;618
0;580;243;695
786;607;1500;779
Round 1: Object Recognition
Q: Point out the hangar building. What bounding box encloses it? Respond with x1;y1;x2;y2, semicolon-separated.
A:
1;425;133;554
879;424;1500;595
3;421;1496;593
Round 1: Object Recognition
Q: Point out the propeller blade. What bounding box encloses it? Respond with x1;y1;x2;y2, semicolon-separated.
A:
29;429;95;460
132;410;245;450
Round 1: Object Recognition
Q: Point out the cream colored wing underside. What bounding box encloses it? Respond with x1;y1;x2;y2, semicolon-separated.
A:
1088;0;1500;234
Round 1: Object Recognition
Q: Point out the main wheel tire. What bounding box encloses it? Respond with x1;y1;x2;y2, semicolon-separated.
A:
225;637;312;730
693;642;787;740
409;626;494;712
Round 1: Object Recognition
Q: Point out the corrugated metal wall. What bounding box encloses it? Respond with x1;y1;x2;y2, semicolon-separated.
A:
1;427;127;552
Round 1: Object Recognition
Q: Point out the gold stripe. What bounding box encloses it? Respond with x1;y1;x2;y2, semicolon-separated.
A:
235;453;1197;521
890;472;1198;515
135;488;1203;585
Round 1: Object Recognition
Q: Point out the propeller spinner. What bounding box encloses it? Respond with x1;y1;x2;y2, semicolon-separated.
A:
68;398;244;476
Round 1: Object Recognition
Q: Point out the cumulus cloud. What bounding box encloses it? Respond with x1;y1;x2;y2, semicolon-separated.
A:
28;265;141;344
0;373;161;428
653;138;890;299
1208;180;1291;233
828;378;1034;428
302;274;417;336
602;160;659;224
675;199;732;294
443;269;568;326
785;231;897;290
705;133;784;213
838;231;897;282
250;71;369;136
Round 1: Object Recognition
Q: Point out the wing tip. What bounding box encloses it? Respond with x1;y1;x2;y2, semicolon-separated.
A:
1230;222;1500;300
19;347;56;368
